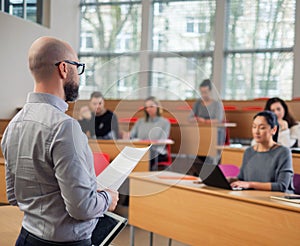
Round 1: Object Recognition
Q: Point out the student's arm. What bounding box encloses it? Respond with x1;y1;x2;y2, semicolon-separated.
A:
129;120;139;139
278;128;292;147
271;147;293;192
111;113;119;139
231;180;272;190
290;124;300;147
231;149;272;190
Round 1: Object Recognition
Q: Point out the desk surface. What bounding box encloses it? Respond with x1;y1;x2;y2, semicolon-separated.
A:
129;171;300;245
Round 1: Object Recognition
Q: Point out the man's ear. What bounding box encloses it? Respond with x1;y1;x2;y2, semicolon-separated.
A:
57;62;68;79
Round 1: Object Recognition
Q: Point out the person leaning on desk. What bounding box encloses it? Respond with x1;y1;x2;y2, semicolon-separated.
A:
231;110;294;193
1;36;119;245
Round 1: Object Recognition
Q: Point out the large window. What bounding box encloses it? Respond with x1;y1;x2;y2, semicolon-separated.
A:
224;0;296;99
78;0;298;100
150;0;216;99
79;0;142;98
0;0;43;24
79;0;216;99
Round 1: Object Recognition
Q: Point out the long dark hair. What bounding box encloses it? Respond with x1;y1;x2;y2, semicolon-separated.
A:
264;97;297;128
253;111;279;142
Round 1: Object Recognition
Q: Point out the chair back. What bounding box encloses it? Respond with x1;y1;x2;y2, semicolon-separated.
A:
158;144;172;167
293;173;300;194
93;152;110;176
219;164;240;178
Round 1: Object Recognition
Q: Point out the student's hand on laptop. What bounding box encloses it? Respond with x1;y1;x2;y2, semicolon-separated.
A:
230;181;251;189
105;189;119;211
227;177;238;183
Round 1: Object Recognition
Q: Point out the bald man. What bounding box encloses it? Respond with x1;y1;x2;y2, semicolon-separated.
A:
1;37;118;245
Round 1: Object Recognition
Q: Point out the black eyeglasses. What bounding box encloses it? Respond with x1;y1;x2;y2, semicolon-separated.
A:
55;60;85;75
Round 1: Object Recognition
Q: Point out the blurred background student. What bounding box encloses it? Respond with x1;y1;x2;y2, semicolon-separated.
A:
189;79;223;124
231;111;294;193
123;96;170;170
188;79;224;175
78;91;119;139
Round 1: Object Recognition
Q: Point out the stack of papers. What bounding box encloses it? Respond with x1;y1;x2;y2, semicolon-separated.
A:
270;195;300;204
96;145;151;190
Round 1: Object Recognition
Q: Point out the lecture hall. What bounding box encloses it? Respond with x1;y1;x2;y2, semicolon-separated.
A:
1;1;300;245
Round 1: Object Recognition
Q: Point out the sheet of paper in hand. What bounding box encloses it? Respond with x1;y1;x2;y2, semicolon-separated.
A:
96;145;151;190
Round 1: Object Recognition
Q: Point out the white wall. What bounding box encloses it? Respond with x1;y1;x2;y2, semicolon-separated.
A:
0;0;80;118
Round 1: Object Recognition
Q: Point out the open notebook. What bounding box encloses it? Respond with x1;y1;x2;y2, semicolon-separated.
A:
96;145;151;190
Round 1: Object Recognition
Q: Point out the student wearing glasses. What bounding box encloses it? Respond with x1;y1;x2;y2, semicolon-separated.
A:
123;96;171;170
1;36;118;245
231;111;294;193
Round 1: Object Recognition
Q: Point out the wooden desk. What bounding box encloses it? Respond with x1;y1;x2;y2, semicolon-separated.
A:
220;146;300;174
178;123;236;157
129;171;300;245
88;139;173;172
0;206;23;245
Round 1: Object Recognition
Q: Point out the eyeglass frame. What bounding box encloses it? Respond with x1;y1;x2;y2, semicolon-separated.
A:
55;60;85;75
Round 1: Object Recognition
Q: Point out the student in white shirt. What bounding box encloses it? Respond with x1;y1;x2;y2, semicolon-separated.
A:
264;97;300;147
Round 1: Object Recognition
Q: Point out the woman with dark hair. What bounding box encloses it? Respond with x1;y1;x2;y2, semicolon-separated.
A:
126;96;170;170
264;97;300;147
231;111;294;193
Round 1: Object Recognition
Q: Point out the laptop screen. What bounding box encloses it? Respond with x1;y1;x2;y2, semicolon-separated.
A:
199;163;233;190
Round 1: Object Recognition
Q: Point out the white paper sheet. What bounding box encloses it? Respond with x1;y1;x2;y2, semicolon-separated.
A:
96;145;151;190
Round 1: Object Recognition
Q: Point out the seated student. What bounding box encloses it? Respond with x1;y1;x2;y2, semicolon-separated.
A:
231;111;294;193
78;91;119;139
124;96;171;170
264;97;300;147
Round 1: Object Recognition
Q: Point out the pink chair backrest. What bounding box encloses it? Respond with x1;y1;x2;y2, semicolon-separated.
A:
219;164;240;178
293;173;300;194
93;152;110;176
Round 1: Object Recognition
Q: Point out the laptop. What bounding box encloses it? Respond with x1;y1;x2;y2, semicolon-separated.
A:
199;163;242;191
92;211;128;246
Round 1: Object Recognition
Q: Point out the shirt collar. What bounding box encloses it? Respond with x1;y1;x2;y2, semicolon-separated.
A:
27;92;69;112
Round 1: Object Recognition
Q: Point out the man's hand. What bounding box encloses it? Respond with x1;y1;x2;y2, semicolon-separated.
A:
105;189;119;211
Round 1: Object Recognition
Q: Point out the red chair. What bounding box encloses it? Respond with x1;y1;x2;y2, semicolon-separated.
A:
219;164;240;178
167;118;178;124
93;152;110;176
118;117;138;123
294;173;300;195
223;105;238;111
158;144;173;168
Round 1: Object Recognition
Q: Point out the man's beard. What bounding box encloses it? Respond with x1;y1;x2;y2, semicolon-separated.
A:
64;70;79;102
